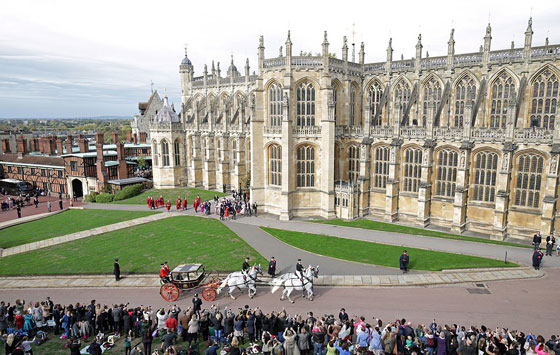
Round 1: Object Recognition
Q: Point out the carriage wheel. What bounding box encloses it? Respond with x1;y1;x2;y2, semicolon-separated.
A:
202;287;217;301
160;283;180;302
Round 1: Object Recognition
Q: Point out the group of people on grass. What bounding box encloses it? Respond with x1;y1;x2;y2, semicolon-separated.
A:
2;297;560;355
531;231;559;270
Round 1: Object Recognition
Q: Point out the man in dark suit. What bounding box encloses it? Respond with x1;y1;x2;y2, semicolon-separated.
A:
399;250;410;273
268;257;277;277
546;233;556;256
114;258;121;281
532;250;543;270
533;231;542;251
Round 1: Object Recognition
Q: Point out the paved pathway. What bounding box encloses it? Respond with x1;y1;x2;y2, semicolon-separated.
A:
1;212;172;258
0;196;83;223
0;267;542;289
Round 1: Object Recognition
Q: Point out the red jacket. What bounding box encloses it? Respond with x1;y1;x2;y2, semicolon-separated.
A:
165;317;178;332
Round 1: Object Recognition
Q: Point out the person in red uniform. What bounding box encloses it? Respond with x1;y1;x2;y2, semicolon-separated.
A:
147;197;151;209
160;262;170;282
176;196;181;211
165;201;171;211
182;196;188;211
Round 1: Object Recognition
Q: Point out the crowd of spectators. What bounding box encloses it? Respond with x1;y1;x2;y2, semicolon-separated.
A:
1;297;560;355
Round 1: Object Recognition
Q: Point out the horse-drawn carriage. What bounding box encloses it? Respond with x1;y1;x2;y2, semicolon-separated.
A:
159;263;221;302
159;263;320;304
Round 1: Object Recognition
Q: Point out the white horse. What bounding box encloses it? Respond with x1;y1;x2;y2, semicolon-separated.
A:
270;265;319;303
217;264;263;300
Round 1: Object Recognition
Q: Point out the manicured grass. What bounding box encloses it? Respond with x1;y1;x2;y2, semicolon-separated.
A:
0;216;267;275
0;209;159;249
262;227;517;271
314;219;531;249
111;187;227;205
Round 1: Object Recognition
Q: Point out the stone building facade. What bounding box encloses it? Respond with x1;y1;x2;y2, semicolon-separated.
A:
151;19;560;241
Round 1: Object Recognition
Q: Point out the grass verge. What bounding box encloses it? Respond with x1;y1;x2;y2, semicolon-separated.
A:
0;209;159;249
314;219;531;249
262;227;517;271
0;216;266;275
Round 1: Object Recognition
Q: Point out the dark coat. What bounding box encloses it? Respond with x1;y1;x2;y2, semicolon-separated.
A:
268;260;276;275
399;254;409;269
113;262;120;275
247;314;255;334
532;251;543;267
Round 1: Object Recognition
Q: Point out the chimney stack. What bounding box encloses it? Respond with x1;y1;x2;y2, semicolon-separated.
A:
65;135;73;155
133;133;138;145
96;132;107;189
112;132;119;144
116;142;128;179
16;136;28;159
78;134;88;153
32;138;39;152
139;132;146;143
56;138;64;156
2;139;11;153
126;131;132;143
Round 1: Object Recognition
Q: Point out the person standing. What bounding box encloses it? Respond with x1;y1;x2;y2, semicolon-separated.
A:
114;258;121;281
192;293;202;315
532;250;543;270
546;233;556;256
533;231;542;251
47;201;51;212
399;250;410;273
176;196;181;211
16;205;21;218
34;196;39;208
58;197;63;210
165;201;171;211
252;202;258;217
182;196;188;211
268;257;277;277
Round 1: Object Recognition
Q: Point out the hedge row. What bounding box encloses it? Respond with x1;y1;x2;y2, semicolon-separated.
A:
84;184;143;203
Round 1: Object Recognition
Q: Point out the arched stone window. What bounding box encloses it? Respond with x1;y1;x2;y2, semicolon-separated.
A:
368;81;383;126
162;140;170;167
296;145;315;187
348;145;360;183
435;149;459;197
472;151;498;202
174;140;181;166
453;76;476;127
332;83;340;125
394;80;410;117
296;81;316;127
530;69;558;129
422;77;442;126
514;153;544;208
403;147;422;193
490;71;516;128
350;84;360;126
269;144;282;186
152;141;159;166
269;83;282;126
373;146;390;188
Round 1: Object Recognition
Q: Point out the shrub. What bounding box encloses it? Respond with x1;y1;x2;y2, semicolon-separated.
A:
95;193;114;203
113;184;143;201
84;192;98;203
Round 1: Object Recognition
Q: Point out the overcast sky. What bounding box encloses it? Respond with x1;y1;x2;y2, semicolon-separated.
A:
0;0;558;118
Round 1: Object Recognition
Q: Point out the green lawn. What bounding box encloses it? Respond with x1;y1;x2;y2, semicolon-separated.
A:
314;219;531;249
0;216;267;275
112;187;227;205
0;209;159;249
262;227;517;271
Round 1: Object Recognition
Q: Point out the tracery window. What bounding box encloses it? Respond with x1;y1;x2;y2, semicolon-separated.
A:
162;141;170;167
152;141;158;166
394;80;410;117
174;140;181;166
269;83;283;126
403;147;422;193
297;82;316;127
514;154;544;208
333;83;340;125
453;76;476;127
421;77;442;126
373;146;389;188
368;82;383;126
530;69;558;129
269;144;282;186
435;149;458;197
490;72;516;128
296;145;315;187
348;146;360;183
350;85;360;126
472;151;498;202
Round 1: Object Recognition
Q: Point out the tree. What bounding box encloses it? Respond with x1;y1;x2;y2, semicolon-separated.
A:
137;155;146;168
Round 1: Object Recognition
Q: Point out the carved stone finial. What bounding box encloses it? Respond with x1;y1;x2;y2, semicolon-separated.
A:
486;23;492;36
